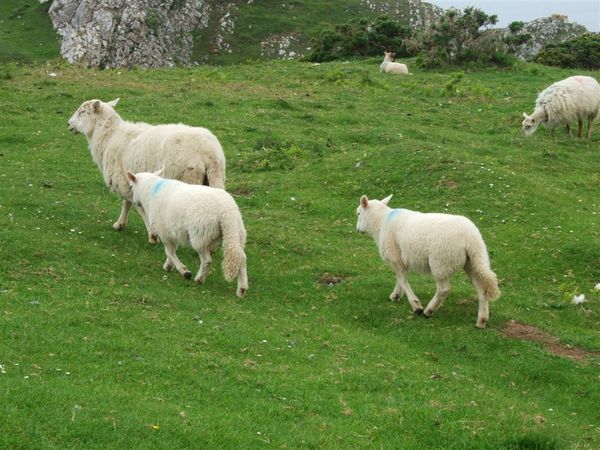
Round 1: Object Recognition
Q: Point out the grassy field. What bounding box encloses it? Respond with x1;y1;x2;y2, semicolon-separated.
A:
0;58;599;449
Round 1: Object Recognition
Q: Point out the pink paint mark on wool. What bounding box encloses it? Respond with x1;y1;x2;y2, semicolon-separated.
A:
573;76;590;84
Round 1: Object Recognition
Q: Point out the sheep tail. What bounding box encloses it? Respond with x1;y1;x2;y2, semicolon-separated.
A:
220;209;247;283
205;151;226;189
467;242;501;302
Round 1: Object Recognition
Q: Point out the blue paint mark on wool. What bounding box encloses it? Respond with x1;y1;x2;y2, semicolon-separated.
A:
150;179;170;197
386;208;406;224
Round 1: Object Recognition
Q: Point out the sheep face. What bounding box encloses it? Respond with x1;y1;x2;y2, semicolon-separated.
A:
68;98;119;135
521;113;539;136
356;196;369;233
356;195;393;233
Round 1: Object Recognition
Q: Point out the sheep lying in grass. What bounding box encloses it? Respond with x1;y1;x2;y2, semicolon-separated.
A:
127;170;248;298
522;75;600;142
68;98;226;242
356;195;500;328
380;51;409;75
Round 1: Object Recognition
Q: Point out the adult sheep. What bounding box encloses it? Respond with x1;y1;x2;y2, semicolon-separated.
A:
127;170;248;298
356;195;500;328
67;98;226;242
522;75;600;142
380;51;409;75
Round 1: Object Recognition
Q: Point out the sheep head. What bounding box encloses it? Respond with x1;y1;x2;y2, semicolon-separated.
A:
68;98;120;136
356;194;392;233
521;111;540;137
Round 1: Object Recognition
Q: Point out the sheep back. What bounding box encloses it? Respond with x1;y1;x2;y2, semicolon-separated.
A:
537;76;600;130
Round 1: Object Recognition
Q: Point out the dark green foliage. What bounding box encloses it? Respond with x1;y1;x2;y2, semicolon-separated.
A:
417;6;510;67
504;21;532;54
307;15;413;62
535;33;600;70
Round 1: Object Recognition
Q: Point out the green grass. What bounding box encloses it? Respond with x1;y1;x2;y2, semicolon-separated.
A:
0;0;60;64
0;59;599;449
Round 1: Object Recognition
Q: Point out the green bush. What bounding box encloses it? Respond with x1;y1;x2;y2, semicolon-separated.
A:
307;15;413;62
535;33;600;70
417;6;512;68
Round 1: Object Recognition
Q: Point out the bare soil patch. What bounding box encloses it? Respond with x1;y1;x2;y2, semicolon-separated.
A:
318;273;344;286
502;320;600;361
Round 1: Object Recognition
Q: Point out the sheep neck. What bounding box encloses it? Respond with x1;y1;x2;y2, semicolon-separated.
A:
366;206;390;241
530;106;548;123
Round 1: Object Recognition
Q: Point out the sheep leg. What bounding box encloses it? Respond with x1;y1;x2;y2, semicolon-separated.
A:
389;276;405;302
466;266;489;328
586;117;593;142
394;271;423;314
133;204;159;244
566;124;572;138
194;248;213;284
113;199;132;231
423;277;451;318
236;262;248;298
578;119;583;139
163;241;191;279
163;257;174;272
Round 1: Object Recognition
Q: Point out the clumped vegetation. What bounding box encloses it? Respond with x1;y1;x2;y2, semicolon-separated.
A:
536;33;600;70
309;7;520;68
307;15;413;62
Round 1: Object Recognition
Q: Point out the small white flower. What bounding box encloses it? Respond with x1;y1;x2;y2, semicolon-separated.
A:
594;283;600;291
571;294;586;305
0;364;6;374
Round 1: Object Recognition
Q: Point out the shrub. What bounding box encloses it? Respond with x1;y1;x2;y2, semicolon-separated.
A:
307;15;413;62
535;33;600;70
417;6;511;68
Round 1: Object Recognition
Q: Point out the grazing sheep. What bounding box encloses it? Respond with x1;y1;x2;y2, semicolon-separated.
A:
127;170;248;298
356;195;500;328
68;98;226;242
522;75;600;142
380;51;409;75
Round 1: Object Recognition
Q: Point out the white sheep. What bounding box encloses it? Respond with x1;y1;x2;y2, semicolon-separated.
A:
68;98;226;242
380;51;409;75
522;75;600;141
356;195;500;328
127;170;248;298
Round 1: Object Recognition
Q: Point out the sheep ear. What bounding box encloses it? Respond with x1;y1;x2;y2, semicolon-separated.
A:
381;194;393;205
107;98;120;107
126;171;136;183
153;167;164;177
522;112;528;119
92;100;101;113
360;195;369;208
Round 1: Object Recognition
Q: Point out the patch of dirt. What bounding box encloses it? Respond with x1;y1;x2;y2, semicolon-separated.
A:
318;273;344;286
231;188;253;197
438;179;459;189
502;320;600;361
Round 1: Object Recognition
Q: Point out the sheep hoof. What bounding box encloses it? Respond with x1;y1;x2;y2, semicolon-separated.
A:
148;234;159;244
414;308;424;316
476;319;487;329
194;276;206;284
112;221;125;231
236;287;247;298
183;271;192;279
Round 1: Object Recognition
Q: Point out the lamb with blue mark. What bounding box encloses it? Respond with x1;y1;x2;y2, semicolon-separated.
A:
356;194;500;328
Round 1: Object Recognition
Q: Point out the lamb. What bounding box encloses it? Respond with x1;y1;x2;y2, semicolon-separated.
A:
380;51;409;75
356;195;500;328
522;75;600;142
68;98;226;242
127;170;248;298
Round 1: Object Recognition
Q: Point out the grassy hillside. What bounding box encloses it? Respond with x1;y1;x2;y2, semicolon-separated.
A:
0;0;60;64
0;58;599;449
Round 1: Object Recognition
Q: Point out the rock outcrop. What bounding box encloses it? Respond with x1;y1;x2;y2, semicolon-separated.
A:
509;14;588;60
48;0;235;68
